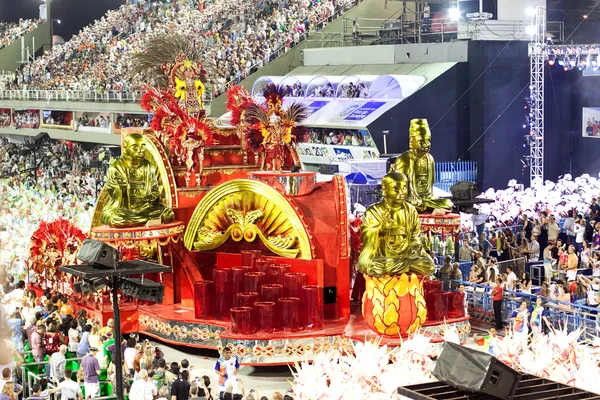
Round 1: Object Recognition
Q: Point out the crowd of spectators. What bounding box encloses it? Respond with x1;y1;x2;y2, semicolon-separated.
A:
307;128;375;146
0;136;111;197
0;278;294;400
445;190;600;336
308;82;367;98
78;115;110;129
0;136;114;272
7;0;357;99
43;115;65;126
12;111;40;129
116;115;150;129
0;19;41;51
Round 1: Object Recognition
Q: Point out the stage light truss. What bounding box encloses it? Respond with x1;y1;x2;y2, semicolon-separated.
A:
528;6;546;187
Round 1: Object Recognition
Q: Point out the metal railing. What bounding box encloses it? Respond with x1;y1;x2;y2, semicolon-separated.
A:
334;12;459;47
0;89;213;105
434;161;477;193
330;13;565;47
454;279;600;343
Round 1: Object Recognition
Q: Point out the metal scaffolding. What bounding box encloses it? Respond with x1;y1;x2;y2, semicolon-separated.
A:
528;6;546;187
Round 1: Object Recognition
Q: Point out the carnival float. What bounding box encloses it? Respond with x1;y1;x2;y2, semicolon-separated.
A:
23;34;468;365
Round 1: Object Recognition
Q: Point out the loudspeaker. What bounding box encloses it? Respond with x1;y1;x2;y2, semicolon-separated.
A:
450;181;481;201
433;342;521;400
77;239;121;269
317;164;339;174
120;278;164;303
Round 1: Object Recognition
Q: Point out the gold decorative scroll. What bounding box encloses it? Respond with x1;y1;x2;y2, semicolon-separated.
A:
184;179;312;259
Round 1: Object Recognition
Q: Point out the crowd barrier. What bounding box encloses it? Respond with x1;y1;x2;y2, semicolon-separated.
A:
452;279;599;342
434;161;477;193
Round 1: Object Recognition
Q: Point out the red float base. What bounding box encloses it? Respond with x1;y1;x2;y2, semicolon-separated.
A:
132;302;470;365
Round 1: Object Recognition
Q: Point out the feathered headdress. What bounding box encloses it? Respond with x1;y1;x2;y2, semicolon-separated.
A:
134;33;215;159
131;34;206;90
29;218;86;276
226;84;309;157
226;86;254;126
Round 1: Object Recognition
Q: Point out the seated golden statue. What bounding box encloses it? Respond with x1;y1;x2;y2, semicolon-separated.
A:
392;119;453;212
357;172;435;277
100;134;175;228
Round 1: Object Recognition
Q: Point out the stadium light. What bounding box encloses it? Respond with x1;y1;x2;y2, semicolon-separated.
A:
448;8;460;21
525;25;537;36
525;7;536;17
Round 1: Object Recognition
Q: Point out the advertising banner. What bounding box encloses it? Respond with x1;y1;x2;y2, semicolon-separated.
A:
582;107;600;138
296;143;380;165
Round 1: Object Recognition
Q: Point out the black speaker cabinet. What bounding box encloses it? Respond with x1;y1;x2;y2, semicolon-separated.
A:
77;239;121;269
433;342;521;400
450;181;481;201
318;164;339;174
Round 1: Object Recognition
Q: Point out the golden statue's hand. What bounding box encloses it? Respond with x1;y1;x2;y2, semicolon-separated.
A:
368;256;409;276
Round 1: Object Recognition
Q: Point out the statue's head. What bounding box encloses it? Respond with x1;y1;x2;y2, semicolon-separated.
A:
382;172;408;207
123;134;147;163
409;119;431;157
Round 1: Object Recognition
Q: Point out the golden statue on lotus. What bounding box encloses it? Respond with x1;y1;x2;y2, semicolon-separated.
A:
101;134;175;228
393;119;453;212
358;171;431;336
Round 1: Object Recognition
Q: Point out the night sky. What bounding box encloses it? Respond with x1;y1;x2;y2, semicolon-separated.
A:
0;0;125;40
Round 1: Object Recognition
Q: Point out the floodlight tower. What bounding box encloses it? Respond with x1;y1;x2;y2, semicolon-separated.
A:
527;6;546;187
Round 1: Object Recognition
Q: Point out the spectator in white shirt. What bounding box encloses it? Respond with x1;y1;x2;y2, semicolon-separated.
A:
506;265;518;292
525;235;540;262
574;218;586;254
49;368;82;400
49;345;68;384
128;369;157;400
563;210;576;245
547;215;560;243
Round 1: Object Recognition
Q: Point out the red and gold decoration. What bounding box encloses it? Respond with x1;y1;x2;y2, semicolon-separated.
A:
135;34;215;187
28;218;86;290
362;274;427;336
183;179;314;259
226;83;308;171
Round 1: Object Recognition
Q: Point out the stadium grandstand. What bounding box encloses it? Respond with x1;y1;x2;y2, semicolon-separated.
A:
0;19;42;51
5;0;356;98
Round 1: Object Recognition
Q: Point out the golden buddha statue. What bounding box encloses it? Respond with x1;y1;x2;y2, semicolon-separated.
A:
392;119;453;212
100;134;175;228
357;171;435;277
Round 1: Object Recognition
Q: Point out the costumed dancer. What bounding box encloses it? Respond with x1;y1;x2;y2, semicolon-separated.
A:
214;347;239;397
510;301;530;350
530;296;549;338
